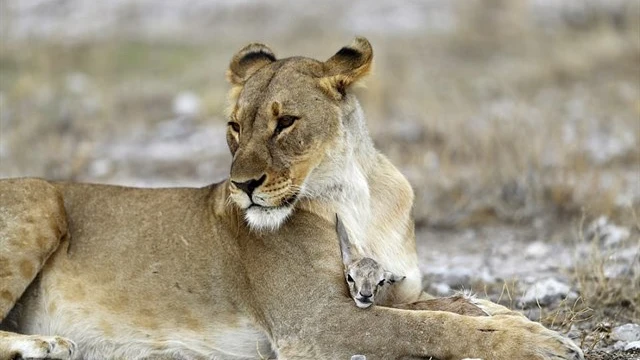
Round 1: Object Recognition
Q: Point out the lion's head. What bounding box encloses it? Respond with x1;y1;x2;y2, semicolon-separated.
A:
225;37;373;230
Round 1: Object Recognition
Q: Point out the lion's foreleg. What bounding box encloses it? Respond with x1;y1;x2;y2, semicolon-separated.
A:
272;303;583;360
0;179;68;320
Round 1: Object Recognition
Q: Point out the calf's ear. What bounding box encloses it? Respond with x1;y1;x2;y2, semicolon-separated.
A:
384;271;406;284
336;215;354;265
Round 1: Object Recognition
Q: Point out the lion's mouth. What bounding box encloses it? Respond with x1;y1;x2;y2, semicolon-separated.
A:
234;189;301;230
280;193;299;207
248;193;299;210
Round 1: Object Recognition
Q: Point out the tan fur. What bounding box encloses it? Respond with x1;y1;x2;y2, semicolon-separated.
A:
0;38;584;359
394;295;489;317
0;179;67;319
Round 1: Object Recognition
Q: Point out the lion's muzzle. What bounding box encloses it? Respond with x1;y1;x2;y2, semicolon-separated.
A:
231;174;266;198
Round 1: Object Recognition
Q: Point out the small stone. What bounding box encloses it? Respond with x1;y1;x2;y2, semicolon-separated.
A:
524;308;541;321
586;216;631;246
351;355;366;360
567;324;582;340
611;323;640;342
613;340;627;351
525;241;551;258
519;278;575;306
625;341;640;351
603;263;630;278
603;226;631;247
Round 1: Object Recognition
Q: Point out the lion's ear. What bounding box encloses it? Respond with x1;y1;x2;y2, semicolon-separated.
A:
321;37;373;99
226;43;276;86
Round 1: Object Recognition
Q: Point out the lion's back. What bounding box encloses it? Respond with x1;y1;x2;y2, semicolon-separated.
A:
54;181;218;262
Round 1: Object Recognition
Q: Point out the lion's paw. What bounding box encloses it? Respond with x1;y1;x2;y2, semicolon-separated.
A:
537;330;583;360
6;335;76;360
503;316;584;360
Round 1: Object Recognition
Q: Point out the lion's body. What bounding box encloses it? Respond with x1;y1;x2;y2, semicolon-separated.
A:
12;183;272;359
0;178;417;359
0;38;583;360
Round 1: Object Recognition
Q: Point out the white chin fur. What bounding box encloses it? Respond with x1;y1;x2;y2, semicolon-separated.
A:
244;206;293;231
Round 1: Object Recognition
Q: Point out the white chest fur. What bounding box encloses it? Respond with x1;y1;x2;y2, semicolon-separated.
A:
19;283;272;360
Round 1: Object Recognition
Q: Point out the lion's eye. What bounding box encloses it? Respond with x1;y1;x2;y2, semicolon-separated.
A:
378;280;385;287
347;274;354;283
275;115;299;133
228;121;240;133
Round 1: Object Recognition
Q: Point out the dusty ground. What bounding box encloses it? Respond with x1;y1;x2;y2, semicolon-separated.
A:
1;0;639;358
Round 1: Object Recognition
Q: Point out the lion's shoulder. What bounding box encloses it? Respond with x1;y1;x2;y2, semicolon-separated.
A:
0;178;68;317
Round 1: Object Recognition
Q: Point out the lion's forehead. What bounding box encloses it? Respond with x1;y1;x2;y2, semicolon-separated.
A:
234;69;339;148
238;59;325;111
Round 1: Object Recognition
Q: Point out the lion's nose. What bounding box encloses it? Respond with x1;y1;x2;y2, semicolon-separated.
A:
232;174;266;197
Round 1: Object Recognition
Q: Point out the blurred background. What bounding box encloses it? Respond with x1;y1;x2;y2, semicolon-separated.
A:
1;0;639;355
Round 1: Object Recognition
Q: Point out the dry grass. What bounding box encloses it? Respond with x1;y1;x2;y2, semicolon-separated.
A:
573;210;640;330
476;209;639;352
2;3;638;223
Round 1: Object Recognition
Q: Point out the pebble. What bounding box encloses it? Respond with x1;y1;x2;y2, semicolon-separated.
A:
586;216;631;247
612;324;640;342
525;241;551;258
519;277;576;306
624;341;640;351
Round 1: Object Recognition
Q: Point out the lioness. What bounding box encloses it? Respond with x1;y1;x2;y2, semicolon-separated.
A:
0;38;583;359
